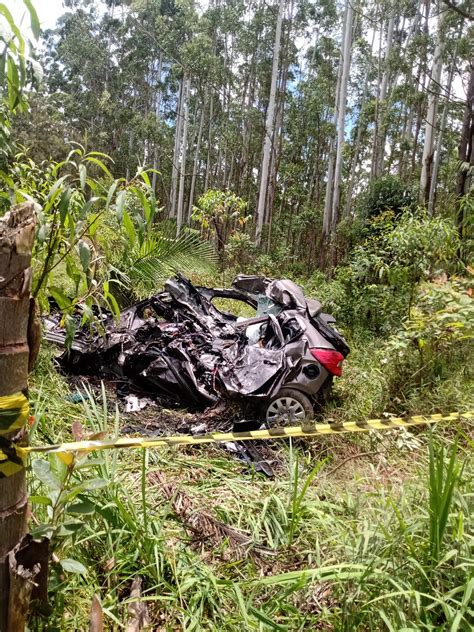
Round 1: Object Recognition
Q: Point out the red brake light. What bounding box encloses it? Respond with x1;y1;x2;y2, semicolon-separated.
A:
310;348;345;377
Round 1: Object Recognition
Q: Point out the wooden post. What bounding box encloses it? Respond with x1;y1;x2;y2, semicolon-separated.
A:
0;203;38;632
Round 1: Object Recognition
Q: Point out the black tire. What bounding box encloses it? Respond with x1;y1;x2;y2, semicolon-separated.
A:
265;388;314;426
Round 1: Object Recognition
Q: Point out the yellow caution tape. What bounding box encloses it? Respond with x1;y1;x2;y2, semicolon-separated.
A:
0;409;472;476
14;410;474;455
0;392;29;477
0;392;29;436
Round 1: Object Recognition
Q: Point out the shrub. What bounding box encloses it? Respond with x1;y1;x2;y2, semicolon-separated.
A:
357;174;415;221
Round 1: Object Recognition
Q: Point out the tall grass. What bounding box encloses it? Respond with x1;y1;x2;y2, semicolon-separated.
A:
26;376;473;631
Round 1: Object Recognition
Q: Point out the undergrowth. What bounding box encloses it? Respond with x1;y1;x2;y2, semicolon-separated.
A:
26;340;474;630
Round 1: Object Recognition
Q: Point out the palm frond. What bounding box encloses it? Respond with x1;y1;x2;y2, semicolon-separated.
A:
128;228;217;296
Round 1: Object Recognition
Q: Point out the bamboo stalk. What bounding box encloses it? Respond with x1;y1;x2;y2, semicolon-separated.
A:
0;203;37;632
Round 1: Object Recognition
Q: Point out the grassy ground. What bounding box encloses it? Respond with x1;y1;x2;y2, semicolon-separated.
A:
26;336;474;631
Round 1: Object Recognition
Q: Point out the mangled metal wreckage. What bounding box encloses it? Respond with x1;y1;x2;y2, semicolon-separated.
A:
45;275;349;424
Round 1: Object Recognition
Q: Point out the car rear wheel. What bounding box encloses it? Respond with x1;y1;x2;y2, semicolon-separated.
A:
265;388;314;425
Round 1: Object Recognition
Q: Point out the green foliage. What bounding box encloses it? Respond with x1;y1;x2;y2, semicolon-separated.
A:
428;435;461;566
192;189;251;264
4;147;150;317
357;175;416;221
0;1;40;161
309;213;463;335
2;147;215;316
116;226;218;300
224;232;257;269
388;276;474;382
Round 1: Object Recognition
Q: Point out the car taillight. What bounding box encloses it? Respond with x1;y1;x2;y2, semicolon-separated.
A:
310;348;345;377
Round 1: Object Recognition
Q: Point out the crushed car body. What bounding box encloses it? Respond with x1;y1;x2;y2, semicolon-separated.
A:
44;275;350;422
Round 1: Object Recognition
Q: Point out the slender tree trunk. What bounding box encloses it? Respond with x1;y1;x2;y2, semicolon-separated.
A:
373;14;395;179
428;49;457;215
330;0;353;232
0;204;38;631
188;102;205;220
323;20;345;240
170;79;185;218
205;94;214;192
344;22;374;217
370;19;384;180
420;6;447;204
455;60;474;240
151;52;163;195
176;77;190;235
411;0;431;175
256;0;285;246
322;0;349;240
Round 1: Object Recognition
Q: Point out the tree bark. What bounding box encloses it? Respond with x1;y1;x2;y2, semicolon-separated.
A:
256;0;285;246
151;51;163;195
0;203;37;632
187;102;205;221
331;1;354;231
420;6;447;204
176;77;191;236
170;78;185;218
322;0;349;239
428;49;457;215
455;60;474;240
373;14;395;179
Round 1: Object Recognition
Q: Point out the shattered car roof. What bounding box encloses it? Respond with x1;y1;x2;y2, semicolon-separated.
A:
44;274;349;408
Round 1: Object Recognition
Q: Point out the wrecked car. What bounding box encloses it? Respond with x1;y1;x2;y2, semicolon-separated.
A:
44;275;349;424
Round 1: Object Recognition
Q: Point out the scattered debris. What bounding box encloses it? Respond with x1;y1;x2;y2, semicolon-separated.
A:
125;396;151;413
125;576;150;632
149;471;274;559
89;594;104;632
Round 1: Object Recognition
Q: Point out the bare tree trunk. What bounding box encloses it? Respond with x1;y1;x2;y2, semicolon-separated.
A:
428;49;457;215
188;102;205;220
373;14;395;179
170;79;185;218
176;77;191;236
322;1;347;239
256;0;285;246
420;6;447;204
205;94;214;192
151;52;163;195
330;0;353;232
343;14;374;218
370;19;384;180
321;0;347;239
0;203;38;631
455;60;474;240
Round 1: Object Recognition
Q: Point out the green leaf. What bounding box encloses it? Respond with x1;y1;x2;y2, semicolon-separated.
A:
66;258;81;290
139;169;151;187
29;495;53;506
60;558;88;575
122;211;136;245
66;498;97;515
115;190;126;221
78;240;91;273
105;292;121;319
7;56;20;110
32;459;61;491
64;314;77;349
58;188;72;226
79;163;87;190
63;478;109;502
105;180;119;211
23;0;40;39
49;286;71;310
83;155;112;178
